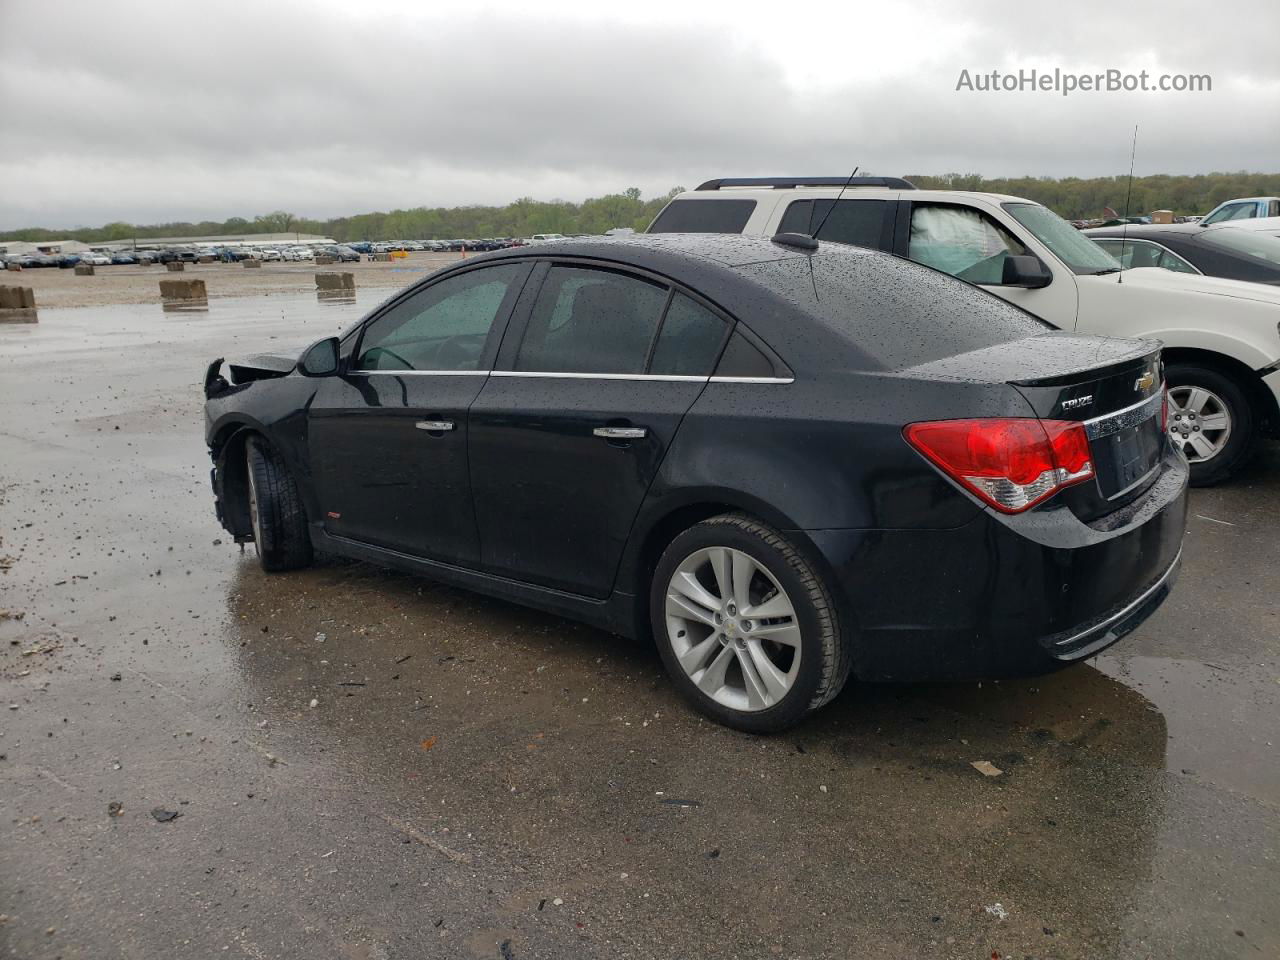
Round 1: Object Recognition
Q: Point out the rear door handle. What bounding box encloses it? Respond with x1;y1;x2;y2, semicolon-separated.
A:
416;420;455;432
593;426;647;439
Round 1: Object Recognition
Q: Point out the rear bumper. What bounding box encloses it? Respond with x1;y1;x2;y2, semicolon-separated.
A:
804;449;1189;681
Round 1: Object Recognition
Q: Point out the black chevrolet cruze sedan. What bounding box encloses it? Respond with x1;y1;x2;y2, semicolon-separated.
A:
204;234;1188;732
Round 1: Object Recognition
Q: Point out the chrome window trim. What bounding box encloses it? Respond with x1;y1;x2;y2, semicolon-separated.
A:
344;370;795;384
349;369;492;376
709;375;795;384
1083;388;1163;440
491;371;709;382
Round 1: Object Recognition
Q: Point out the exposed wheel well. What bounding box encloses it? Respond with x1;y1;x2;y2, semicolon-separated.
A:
211;424;260;538
1163;347;1279;438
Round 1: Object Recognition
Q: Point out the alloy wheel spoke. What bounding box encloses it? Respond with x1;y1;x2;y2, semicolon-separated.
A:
1183;387;1210;414
695;644;735;696
1187;433;1218;459
731;550;756;610
744;591;795;621
1199;412;1229;431
678;633;721;674
708;548;733;607
744;638;791;702
669;569;722;615
666;591;717;627
735;647;770;710
749;620;801;647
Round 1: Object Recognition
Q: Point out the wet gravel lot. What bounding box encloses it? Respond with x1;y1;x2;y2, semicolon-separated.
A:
1;282;1277;959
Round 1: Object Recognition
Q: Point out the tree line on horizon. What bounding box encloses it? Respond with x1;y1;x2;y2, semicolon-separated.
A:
5;173;1280;244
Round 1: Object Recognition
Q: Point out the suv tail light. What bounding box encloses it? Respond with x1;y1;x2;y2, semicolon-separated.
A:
904;418;1095;513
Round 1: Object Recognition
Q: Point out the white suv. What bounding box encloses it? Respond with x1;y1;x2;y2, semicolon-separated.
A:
648;177;1280;484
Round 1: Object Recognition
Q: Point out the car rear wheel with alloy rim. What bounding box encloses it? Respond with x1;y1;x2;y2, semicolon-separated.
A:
1164;362;1257;486
650;514;851;733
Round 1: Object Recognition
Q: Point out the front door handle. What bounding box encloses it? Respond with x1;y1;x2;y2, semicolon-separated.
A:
593;426;647;440
416;420;455;432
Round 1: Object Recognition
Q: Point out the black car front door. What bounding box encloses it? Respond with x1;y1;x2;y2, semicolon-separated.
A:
308;261;530;565
468;262;731;598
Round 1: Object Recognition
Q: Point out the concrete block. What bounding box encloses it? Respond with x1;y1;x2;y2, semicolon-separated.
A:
0;285;36;309
74;264;95;276
198;255;215;263
166;261;185;272
370;253;392;262
243;259;262;269
315;272;355;291
315;255;336;265
6;262;22;271
160;278;208;301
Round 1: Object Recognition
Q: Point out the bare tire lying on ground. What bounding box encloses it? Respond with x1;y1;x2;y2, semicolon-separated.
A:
1165;363;1257;487
650;514;851;733
246;435;313;572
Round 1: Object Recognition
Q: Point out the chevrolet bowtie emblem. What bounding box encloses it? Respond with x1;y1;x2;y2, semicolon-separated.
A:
1135;371;1155;391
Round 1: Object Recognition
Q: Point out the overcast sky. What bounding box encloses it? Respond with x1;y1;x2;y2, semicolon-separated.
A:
2;0;1277;230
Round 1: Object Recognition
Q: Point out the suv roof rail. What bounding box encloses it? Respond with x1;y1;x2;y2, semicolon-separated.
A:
694;176;917;191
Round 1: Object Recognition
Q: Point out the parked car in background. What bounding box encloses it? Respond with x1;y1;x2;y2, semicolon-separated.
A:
648;176;1280;485
203;234;1186;732
1199;197;1280;226
111;252;138;265
347;242;372;254
81;252;112;266
57;254;82;268
529;233;567;244
258;249;283;262
1084;222;1280;285
284;247;314;262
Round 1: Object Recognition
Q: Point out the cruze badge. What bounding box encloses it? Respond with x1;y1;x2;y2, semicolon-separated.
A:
1135;371;1155;391
1061;395;1093;411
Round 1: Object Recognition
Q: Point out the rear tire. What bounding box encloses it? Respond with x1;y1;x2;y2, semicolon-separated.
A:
1165;363;1257;486
650;514;851;733
245;436;313;572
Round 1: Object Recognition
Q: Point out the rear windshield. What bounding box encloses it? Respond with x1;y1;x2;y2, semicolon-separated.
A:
648;199;756;234
737;250;1050;371
1198;227;1280;266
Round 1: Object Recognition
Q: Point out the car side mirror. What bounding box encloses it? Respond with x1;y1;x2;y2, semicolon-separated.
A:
299;337;341;377
1002;255;1052;289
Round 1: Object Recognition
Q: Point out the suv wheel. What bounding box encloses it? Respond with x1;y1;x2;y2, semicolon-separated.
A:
1165;363;1257;486
650;514;851;733
245;436;313;572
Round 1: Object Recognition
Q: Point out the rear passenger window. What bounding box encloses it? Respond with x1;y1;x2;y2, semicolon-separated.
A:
648;199;757;234
777;199;888;249
649;295;727;376
515;266;668;374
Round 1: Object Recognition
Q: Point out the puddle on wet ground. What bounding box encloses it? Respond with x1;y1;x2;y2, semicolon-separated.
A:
1096;653;1280;804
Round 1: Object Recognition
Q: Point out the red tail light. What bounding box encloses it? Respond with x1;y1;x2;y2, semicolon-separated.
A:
904;418;1095;513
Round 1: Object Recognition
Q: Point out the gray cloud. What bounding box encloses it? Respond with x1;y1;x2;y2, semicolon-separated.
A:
1;0;1277;229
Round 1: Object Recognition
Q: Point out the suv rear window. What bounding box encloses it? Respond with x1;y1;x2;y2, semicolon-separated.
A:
777;199;888;249
648;199;756;234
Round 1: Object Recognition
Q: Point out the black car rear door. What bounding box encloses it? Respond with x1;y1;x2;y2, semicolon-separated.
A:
468;261;730;598
307;261;530;565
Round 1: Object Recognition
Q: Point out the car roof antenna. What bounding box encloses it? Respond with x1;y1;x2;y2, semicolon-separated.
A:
1118;125;1138;285
809;166;859;241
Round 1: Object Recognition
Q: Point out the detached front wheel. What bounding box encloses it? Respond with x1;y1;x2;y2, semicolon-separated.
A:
245;436;313;572
650;514;851;733
1165;363;1257;486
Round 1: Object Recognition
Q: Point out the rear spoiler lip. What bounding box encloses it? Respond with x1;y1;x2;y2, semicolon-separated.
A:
1009;347;1160;388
